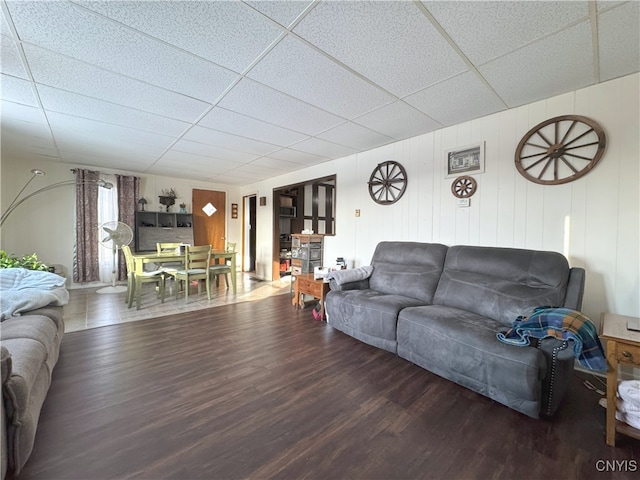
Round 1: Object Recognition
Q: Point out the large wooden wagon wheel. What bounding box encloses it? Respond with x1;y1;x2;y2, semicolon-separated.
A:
515;115;606;185
368;161;407;205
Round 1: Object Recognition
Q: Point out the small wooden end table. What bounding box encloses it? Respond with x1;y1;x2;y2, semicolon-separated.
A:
600;312;640;446
292;273;330;320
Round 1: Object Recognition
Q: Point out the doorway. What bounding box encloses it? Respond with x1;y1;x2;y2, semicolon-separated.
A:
243;195;257;272
272;175;336;280
192;189;226;249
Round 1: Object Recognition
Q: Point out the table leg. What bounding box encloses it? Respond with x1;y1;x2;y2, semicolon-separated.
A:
231;254;236;294
135;276;142;310
605;339;617;446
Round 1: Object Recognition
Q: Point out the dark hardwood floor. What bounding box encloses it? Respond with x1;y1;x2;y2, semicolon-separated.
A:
16;294;639;480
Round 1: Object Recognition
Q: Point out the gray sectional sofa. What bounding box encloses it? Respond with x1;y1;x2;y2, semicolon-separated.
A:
1;269;68;479
325;242;585;419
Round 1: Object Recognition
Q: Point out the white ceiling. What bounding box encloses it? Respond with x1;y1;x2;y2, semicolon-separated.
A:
1;0;638;185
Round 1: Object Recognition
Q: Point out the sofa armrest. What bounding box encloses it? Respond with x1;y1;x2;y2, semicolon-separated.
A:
564;267;585;311
329;278;370;291
532;337;575;416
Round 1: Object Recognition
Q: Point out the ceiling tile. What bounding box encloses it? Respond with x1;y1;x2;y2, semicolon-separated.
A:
6;1;239;102
171;139;259;164
288;137;357;159
0;73;38;107
478;21;595;107
247;35;395;118
424;0;588;65
159;151;243;171
1;100;47;125
243;0;314;28
0;118;53;142
22;44;211;122
225;163;278;180
0;34;28;79
266;148;329;166
197;107;308;146
0;8;11;37
405;71;506;126
76;0;283;73
46;111;175;150
249;156;306;172
182;125;280;156
207;173;258;186
36;85;190;137
598;1;640;81
317;122;395;151
218;78;344;135
353;101;442;140
294;1;467;97
58;151;154;171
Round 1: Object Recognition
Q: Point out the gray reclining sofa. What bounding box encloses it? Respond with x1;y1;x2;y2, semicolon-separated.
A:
325;241;585;418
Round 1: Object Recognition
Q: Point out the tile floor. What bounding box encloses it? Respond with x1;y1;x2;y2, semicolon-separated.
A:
64;273;293;333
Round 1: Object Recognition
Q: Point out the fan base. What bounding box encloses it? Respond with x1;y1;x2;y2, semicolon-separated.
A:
96;285;128;294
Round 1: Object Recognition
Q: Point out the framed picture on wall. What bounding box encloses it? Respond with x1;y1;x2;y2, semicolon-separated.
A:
445;142;485;178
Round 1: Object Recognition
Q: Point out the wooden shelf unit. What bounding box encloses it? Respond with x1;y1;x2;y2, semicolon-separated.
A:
134;211;194;252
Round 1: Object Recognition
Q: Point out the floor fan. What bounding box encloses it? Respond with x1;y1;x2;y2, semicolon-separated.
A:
96;221;133;294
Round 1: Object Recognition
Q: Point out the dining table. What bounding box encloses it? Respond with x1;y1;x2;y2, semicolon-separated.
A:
130;248;238;309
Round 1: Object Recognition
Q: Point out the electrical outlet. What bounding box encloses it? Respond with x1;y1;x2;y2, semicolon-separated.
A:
355;209;361;217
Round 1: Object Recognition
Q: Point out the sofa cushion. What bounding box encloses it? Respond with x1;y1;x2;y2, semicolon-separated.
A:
325;289;425;353
1;338;52;473
434;245;570;326
369;242;448;303
397;305;546;418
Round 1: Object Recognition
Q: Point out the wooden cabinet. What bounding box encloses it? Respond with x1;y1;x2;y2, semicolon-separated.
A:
134;211;194;252
291;234;323;275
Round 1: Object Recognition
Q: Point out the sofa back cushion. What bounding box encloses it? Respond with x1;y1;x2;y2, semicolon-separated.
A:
434;245;570;325
369;242;448;303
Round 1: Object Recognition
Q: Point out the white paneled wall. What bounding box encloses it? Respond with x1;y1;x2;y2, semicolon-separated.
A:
248;73;639;324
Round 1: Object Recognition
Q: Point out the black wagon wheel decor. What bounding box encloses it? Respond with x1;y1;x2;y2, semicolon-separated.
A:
368;161;408;205
515;115;606;185
451;175;477;198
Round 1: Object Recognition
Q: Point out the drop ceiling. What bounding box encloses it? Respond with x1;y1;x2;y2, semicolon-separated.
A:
1;0;638;185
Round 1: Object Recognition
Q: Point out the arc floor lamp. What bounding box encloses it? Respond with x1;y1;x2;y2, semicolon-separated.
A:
0;169;113;227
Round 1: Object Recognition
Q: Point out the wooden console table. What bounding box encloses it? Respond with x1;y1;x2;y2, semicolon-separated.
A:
600;312;640;446
292;273;330;320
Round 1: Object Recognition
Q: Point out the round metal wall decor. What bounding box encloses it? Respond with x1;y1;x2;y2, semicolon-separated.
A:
368;161;407;205
451;175;477;198
515;115;606;185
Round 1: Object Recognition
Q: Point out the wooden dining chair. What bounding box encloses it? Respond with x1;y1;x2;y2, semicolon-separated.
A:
156;242;184;274
122;245;166;310
168;244;211;301
209;242;235;289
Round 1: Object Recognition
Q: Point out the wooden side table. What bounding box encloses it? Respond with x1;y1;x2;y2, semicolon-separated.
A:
600;312;640;446
293;273;330;320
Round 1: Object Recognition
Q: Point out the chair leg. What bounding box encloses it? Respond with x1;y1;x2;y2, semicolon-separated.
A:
160;275;165;304
224;273;229;289
206;274;211;301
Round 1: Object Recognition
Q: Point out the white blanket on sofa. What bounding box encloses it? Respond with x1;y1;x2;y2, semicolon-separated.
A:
0;268;69;320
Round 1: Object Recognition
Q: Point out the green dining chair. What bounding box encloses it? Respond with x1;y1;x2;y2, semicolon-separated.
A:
168;244;212;301
122;245;166;310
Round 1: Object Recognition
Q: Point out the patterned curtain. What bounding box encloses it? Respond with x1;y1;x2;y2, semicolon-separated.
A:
74;169;100;283
116;174;140;281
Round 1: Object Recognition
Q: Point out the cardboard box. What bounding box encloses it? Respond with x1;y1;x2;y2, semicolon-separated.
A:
280;196;293;207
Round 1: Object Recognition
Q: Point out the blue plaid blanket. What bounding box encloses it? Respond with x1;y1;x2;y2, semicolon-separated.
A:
496;307;608;371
